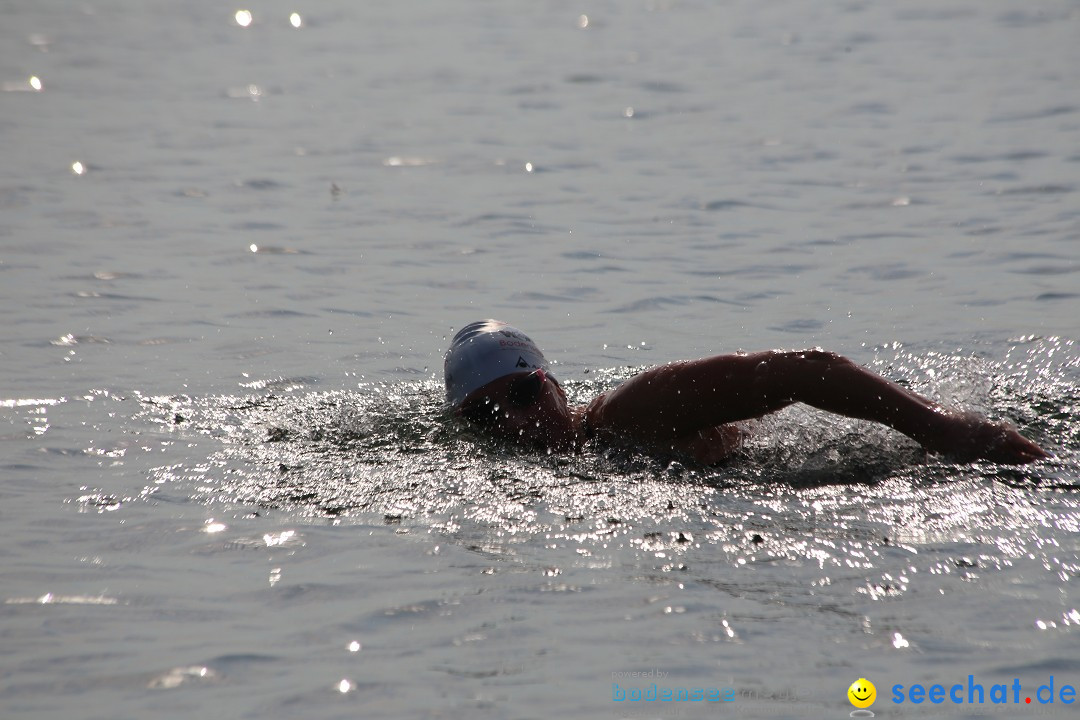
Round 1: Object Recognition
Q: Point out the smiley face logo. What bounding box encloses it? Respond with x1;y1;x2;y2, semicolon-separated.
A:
848;678;876;708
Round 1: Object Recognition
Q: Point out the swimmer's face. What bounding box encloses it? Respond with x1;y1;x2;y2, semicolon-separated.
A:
458;369;576;448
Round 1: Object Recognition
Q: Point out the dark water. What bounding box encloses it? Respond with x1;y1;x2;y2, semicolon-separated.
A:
2;1;1079;718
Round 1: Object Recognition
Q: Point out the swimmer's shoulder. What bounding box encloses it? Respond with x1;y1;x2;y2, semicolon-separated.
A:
580;392;613;440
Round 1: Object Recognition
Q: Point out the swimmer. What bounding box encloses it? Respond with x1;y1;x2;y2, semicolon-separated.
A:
444;320;1049;465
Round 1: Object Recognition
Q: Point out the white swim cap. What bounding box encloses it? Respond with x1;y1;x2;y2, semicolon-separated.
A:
444;320;552;407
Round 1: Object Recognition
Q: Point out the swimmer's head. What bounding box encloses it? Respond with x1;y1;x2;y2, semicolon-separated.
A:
444;320;552;408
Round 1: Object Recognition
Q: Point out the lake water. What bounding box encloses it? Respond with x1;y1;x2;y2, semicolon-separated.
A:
2;1;1079;718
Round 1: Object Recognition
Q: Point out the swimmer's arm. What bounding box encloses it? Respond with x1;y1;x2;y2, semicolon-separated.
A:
585;350;1047;464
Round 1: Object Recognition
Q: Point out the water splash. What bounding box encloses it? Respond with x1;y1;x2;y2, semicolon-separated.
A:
136;339;1076;544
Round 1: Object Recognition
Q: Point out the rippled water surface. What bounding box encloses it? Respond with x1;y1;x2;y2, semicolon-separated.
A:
3;1;1079;718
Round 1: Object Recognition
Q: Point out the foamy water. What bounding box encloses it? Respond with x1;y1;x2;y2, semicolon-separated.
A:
2;1;1079;718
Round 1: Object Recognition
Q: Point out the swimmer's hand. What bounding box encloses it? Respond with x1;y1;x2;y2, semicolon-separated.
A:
937;414;1049;464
